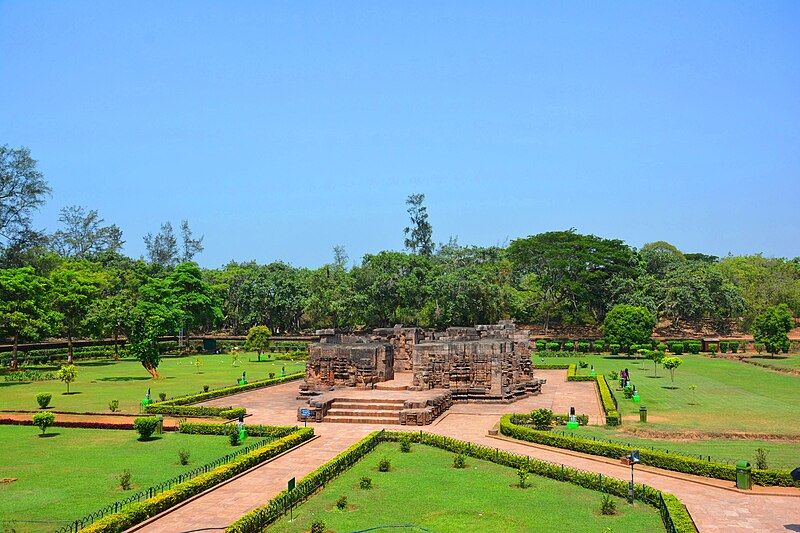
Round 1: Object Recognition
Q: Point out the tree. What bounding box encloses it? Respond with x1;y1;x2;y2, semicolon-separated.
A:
127;311;164;378
403;193;434;256
57;364;78;393
662;356;683;385
752;304;793;357
646;349;664;377
179;220;204;262
32;412;55;435
246;325;272;360
0;267;53;369
0;145;51;245
144;221;179;268
50;205;124;259
49;261;106;358
603;305;655;350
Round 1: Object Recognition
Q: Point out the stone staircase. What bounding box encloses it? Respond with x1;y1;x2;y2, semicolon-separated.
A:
322;398;405;425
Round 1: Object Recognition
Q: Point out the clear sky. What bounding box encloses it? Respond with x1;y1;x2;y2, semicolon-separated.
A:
1;1;798;268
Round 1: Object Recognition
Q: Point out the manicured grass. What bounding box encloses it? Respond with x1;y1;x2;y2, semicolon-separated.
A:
0;352;306;413
0;426;237;531
266;442;664;533
551;426;799;469
744;354;800;371
540;354;800;435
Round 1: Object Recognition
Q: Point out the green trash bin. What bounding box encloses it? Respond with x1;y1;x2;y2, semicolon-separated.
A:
639;405;647;422
735;460;752;489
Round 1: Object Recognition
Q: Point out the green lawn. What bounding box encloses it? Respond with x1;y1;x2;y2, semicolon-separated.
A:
551;426;800;469
0;352;306;413
540;354;800;435
266;442;664;533
744;354;800;371
0;426;237;531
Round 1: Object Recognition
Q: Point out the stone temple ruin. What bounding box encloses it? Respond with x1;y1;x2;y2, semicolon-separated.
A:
299;321;545;425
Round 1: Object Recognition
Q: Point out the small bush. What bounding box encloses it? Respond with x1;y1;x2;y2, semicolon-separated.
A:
134;417;159;440
269;372;275;379
377;458;391;472
609;344;620;355
593;339;605;352
623;385;634;399
687;342;701;354
335;495;348;510
535;340;547;351
578;360;588;369
577;342;590;353
562;341;574;352
203;385;210;392
517;468;529;488
600;493;617;515
719;342;728;353
670;342;684;355
36;392;52;409
453;453;467;469
118;469;132;490
755;448;769;470
310;519;325;533
32;412;55;435
529;408;554;429
108;399;120;412
709;344;718;355
399;438;412;453
178;449;190;465
159;392;167;401
657;343;668;352
229;430;240;446
359;476;372;490
608;370;619;381
546;342;561;351
729;342;738;354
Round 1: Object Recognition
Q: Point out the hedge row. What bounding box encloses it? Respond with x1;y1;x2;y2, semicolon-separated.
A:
81;428;314;533
532;363;570;369
0;418;143;431
500;416;799;487
144;372;304;417
595;375;620;426
179;423;299;439
144;404;246;419
566;364;596;382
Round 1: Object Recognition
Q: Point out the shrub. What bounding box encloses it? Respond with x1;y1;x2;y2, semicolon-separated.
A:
134;417;159;440
623;385;634;399
729;342;738;354
578;360;588;369
562;341;574;352
755;448;769;470
529;408;554;429
670;342;684;355
708;344;718;355
118;469;132;490
593;339;605;352
377;458;391;472
609;344;620;355
335;495;348;510
159;392;167;401
577;342;590;353
109;399;120;412
203;385;210;392
657;343;668;352
687;342;701;354
57;364;78;393
517;467;529;488
178;449;191;465
32;411;55;434
36;392;52;409
608;370;619;381
229;431;240;446
359;476;372;490
453;453;467;469
719;342;728;353
399;438;412;453
269;372;275;379
600;493;617;515
310;519;325;533
546;342;561;351
535;340;547;351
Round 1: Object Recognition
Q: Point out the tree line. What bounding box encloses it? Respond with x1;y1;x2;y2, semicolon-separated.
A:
2;145;800;374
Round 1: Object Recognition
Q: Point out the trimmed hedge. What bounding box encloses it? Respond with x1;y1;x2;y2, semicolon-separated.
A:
595;375;620;426
81;428;314;533
566;364;595;382
500;416;799;487
179;423;299;439
227;430;696;533
144;404;246;418
532;363;570;370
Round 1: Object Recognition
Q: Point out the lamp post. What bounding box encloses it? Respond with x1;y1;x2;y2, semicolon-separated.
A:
625;449;641;504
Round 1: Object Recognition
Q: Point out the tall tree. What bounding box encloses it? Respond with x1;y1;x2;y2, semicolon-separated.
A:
49;261;107;358
603;304;656;349
179;220;204;262
0;267;53;369
403;193;434;256
752;304;793;357
143;221;179;268
0;145;51;245
50;205;124;259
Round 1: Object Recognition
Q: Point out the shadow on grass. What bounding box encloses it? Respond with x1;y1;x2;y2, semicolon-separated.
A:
97;376;151;382
38;433;60;438
74;360;118;367
644;375;664;379
661;385;679;390
137;436;163;442
748;355;789;360
0;381;33;387
62;391;82;395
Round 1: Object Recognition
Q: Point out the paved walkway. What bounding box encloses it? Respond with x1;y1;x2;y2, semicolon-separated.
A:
126;374;800;533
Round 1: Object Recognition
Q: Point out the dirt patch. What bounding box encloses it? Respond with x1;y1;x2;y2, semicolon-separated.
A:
0;478;17;483
619;427;800;443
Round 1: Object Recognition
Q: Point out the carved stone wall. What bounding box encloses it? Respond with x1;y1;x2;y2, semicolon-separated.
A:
370;325;422;372
303;342;394;391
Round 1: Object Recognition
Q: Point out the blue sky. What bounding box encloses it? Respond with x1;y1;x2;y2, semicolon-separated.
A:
1;2;798;268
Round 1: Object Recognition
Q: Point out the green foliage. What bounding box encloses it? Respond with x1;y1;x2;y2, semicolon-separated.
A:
246;325;272;356
752;304;793;356
452;453;467;469
178;449;190;465
377;457;391;472
577;341;590;353
646;349;664;377
36;392;52;409
403;193;434;256
529;408;554;429
517;467;529;488
662;356;684;384
623;385;634;399
609;343;620;355
0;266;53;369
108;399;120;412
600;493;616;515
335;494;348;510
134;417;159;440
535;339;547;351
32;411;55;434
118;469;132;490
399;438;412;453
687;342;701;354
708;343;718;355
670;342;684;355
359;476;372;490
755;448;769;470
310;519;326;533
178;423;299;439
546;341;561;351
719;341;728;353
603;304;655;349
229;430;240;446
57;364;78;393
